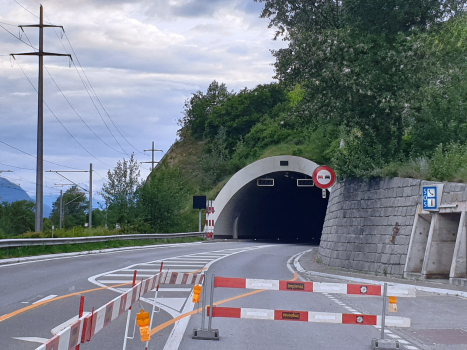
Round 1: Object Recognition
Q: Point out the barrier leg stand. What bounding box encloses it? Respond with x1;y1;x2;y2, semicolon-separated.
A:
201;273;206;329
145;276;161;350
123;270;138;350
192;274;219;340
371;283;400;349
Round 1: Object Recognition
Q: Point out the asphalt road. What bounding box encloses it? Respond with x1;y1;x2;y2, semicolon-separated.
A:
1;241;466;350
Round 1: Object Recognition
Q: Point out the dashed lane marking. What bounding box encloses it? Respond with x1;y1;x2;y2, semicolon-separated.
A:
0;282;131;324
33;295;58;304
150;273;299;336
12;337;49;344
322;293;419;349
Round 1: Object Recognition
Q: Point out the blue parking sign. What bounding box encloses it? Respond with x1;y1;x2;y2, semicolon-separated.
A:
422;186;438;210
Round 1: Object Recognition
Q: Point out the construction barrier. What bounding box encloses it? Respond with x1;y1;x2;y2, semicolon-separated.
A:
207;307;411;327
35;270;204;350
214;277;416;297
193;275;415;342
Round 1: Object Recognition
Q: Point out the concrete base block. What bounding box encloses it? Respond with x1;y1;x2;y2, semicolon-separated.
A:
403;272;423;280
192;328;220;340
371;338;400;349
450;277;467;287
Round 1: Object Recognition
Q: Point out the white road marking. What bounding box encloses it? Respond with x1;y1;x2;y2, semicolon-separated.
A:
12;337;49;344
89;244;274;350
51;312;90;335
158;298;187;311
158;288;191;292
405;346;419;349
0;241;205;268
387;334;400;338
94;280;133;284
33;295;57;304
162;290;196;350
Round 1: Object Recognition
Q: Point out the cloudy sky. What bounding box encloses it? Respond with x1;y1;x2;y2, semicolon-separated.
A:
0;0;285;206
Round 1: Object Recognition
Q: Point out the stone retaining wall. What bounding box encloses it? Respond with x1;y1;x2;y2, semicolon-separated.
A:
318;177;467;277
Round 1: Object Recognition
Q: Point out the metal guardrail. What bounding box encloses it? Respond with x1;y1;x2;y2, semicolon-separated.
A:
0;232;205;249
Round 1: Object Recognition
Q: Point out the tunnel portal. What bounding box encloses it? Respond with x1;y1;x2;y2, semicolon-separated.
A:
212;165;330;245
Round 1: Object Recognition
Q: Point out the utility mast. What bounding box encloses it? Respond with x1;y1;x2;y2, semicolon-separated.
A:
142;142;162;171
11;6;71;232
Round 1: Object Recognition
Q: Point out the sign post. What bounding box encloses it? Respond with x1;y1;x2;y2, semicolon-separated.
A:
193;196;207;232
312;165;336;198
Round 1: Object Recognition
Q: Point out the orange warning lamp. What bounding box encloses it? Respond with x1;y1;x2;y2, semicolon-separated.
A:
193;284;202;303
388;296;398;313
136;310;151;342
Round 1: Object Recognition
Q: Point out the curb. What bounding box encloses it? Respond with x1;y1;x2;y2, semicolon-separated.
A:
0;241;206;266
292;249;467;298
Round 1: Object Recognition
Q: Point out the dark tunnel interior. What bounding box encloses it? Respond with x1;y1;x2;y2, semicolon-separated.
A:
216;171;329;243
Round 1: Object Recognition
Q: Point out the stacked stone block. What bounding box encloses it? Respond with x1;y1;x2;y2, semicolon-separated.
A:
319;177;467;277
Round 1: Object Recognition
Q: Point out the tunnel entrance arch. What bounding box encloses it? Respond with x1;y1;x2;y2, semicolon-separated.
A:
210;156;330;243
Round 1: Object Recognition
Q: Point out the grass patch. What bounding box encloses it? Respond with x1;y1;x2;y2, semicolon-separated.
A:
0;236;205;260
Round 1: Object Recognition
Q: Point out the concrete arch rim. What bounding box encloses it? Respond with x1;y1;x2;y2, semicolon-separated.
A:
212;155;321;235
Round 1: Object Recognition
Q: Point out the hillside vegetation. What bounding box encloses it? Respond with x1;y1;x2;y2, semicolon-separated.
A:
145;1;467;231
5;1;467;236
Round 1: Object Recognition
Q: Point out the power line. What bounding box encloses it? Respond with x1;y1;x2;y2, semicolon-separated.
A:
14;59;112;168
8;3;148;158
0;23;36;49
1;174;61;192
63;32;147;156
0;162;35;171
44;65;129;156
3;26;127;163
33;14;132;157
0;140;81;170
0;21;17;26
12;0;39;19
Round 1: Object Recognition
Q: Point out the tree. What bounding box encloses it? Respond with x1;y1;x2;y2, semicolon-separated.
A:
178;80;232;139
255;0;466;39
50;186;87;229
254;0;344;39
137;164;189;232
100;154;141;227
204;84;287;150
0;200;35;236
345;0;465;35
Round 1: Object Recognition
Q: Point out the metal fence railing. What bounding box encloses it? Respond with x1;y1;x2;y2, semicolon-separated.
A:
0;232;204;249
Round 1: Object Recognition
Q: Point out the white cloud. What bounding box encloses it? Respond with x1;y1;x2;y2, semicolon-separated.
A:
0;0;286;203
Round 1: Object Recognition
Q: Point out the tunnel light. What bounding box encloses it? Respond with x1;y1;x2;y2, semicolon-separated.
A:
297;179;314;187
257;178;274;186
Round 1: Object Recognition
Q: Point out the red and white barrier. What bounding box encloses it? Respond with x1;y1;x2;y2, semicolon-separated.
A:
207;307;411;327
35;271;204;350
214;277;416;297
205;200;215;239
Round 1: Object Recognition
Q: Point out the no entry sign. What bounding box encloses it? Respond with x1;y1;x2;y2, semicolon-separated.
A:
313;165;336;189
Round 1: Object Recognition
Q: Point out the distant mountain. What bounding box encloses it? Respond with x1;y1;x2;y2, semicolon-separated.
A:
0;177;32;203
0;177;52;218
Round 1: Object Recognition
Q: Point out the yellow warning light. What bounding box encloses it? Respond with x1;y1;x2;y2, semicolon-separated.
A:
193;284;202;303
136;310;151;342
388;296;398;313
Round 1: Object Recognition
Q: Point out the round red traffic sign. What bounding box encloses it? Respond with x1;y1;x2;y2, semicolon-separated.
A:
312;165;336;189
